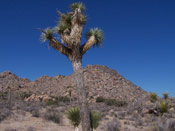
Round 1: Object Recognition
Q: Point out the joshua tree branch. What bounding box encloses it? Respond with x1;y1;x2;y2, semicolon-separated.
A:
80;36;96;56
38;28;72;58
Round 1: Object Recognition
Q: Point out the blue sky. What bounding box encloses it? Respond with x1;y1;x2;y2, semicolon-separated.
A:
0;0;175;97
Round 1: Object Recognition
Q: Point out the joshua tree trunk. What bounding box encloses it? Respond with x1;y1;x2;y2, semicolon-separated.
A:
72;60;91;131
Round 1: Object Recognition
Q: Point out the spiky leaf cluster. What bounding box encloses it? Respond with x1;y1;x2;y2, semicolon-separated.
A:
56;14;72;34
66;107;80;127
163;92;169;99
70;2;85;12
41;28;53;42
87;28;104;46
90;111;101;130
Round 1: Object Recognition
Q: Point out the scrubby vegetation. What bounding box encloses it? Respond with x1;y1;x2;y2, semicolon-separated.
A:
149;92;157;103
96;97;127;107
43;108;61;123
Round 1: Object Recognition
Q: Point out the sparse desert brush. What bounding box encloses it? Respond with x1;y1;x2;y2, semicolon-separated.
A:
163;92;169;99
0;107;12;123
104;98;127;107
44;108;61;123
105;120;121;131
96;96;105;103
149;92;157;103
46;99;59;106
19;91;32;99
159;100;168;113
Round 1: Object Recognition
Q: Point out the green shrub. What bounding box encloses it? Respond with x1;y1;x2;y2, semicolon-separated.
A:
90;111;101;130
159;101;168;113
66;107;80;128
163;92;169;99
46;99;59;106
149;92;157;103
51;96;70;103
20;92;32;99
96;97;105;103
104;99;127;107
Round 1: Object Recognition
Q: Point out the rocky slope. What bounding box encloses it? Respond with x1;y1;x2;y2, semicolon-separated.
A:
0;65;148;102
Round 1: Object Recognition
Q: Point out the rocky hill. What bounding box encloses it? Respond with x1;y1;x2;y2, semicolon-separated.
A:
0;65;148;102
0;71;30;90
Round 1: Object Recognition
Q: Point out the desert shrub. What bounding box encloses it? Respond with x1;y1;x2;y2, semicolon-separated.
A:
58;96;70;102
0;91;8;99
27;127;35;131
31;109;39;117
90;111;101;130
50;96;70;103
96;96;105;103
0;107;12;122
44;108;61;123
105;121;121;131
66;107;80;128
20;92;32;99
167;119;175;131
163;92;169;99
104;99;127;107
159;101;168;113
149;92;157;103
46;99;59;106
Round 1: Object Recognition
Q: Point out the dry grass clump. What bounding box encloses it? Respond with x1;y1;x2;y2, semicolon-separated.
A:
43;108;61;123
105;120;121;131
0;107;12;122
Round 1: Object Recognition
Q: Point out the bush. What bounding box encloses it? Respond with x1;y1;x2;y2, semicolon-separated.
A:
66;107;80;128
31;109;39;117
159;101;168;113
163;92;169;99
46;99;59;106
0;107;12;122
90;111;101;130
105;121;121;131
104;99;127;107
149;92;157;103
20;92;32;99
96;97;105;103
44;108;61;123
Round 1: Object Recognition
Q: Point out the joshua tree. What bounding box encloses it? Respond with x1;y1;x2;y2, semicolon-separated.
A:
38;2;104;131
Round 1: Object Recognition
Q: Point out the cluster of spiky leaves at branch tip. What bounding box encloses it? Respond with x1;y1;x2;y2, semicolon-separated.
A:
86;28;104;47
40;2;103;46
41;28;53;42
70;2;86;12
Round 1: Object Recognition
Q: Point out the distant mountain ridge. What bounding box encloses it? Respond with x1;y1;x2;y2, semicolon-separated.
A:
0;65;148;102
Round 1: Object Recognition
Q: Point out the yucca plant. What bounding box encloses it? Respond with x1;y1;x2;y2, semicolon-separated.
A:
90;111;101;131
159;100;168;113
163;92;169;100
38;2;104;131
149;92;157;103
66;107;80;131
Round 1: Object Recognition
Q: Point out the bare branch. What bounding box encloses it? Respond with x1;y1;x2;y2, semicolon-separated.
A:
80;36;96;56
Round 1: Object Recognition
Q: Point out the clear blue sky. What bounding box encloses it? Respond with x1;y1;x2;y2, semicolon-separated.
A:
0;0;175;97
